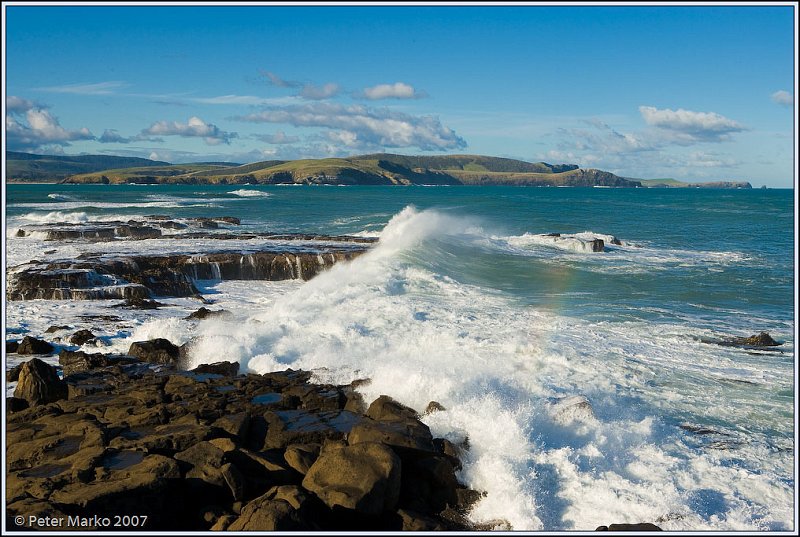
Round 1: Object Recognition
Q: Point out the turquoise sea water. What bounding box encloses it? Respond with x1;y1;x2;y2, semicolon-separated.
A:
4;184;796;530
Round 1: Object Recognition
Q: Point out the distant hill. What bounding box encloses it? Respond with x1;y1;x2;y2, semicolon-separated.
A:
5;151;171;182
637;178;753;189
57;152;642;187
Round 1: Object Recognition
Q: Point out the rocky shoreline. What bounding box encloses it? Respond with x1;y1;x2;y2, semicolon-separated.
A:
6;333;485;531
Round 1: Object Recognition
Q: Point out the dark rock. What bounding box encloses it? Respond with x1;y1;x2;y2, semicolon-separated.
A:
610;236;623;245
45;325;71;333
116;297;165;309
128;338;180;365
215;216;241;225
7;397;30;413
212;412;250;440
191;361;239;376
59;350;109;377
302;441;402;515
6;340;20;354
69;329;96;346
227;492;307;531
596;522;663;531
424;401;446;415
736;332;780;347
284;443;321;475
397;508;448;530
399;454;459;513
13;358;67;406
590;238;605;252
7;363;24;382
186;307;233;320
17;336;55;355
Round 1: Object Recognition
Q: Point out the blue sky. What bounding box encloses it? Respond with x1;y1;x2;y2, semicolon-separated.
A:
4;4;796;186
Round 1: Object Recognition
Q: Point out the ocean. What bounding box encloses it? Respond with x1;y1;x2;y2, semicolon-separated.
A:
4;184;795;531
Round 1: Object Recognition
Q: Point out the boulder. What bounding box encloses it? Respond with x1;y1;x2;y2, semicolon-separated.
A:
284;443;321;475
590;238;605;252
13;358;67;406
7;397;29;413
69;329;96;346
128;338;180;365
736;332;780;347
192;361;240;377
6;340;20;353
7;362;24;382
596;522;663;531
302;441;401;515
366;395;419;422
17;336;55;355
347;418;435;453
59;350;112;377
226;494;306;531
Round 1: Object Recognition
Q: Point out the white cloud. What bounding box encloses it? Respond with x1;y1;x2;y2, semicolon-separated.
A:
361;82;424;100
233;102;466;151
6;96;94;151
142;116;236;145
36;81;129;95
97;129;130;143
771;90;793;107
639;105;745;142
260;70;301;88
300;83;340;100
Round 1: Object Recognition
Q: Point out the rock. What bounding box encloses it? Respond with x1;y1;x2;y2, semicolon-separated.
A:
590;238;605;252
186;307;233;320
45;325;71;333
424;401;446;415
366;395;420;421
6;340;20;353
7;362;24;382
117;297;165;309
69;329;96;346
128;338;180;365
264;409;362;449
399;454;459;513
13;358;67;406
211;515;237;530
548;395;595;425
226;493;306;531
284;443;321;475
736;332;780;347
212;412;250;440
192;361;239;376
398;508;448;530
302;441;401;515
17;336;55;355
596;522;663;531
215;216;241;225
610;236;623;246
7;397;29;413
347;418;436;453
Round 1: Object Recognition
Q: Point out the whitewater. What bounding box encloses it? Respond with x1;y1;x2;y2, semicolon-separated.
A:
4;184;795;531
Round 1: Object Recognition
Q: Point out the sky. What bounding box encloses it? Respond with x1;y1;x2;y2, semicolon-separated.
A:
3;3;797;187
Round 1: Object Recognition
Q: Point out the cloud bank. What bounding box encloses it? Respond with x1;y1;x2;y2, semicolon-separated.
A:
233;102;466;151
6;96;94;151
142;116;236;145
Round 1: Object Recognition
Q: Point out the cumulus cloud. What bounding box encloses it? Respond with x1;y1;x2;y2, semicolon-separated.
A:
98;129;131;143
142;116;236;145
253;131;300;144
639;105;745;142
360;82;425;100
771;90;793;107
233;102;466;151
36;81;129;95
6;96;94;151
299;83;340;100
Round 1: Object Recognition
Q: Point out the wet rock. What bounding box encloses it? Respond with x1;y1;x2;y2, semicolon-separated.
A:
192;361;239;376
589;238;605;252
399;454;459;513
14;358;68;406
116;297;165;309
596;522;663;531
424;401;446;415
215;216;241;225
45;325;71;333
264;409;363;449
548;395;595;425
302;441;402;515
128;338;180;365
736;332;780;347
186;307;233;320
17;336;55;355
69;329;96;346
397;508;448;530
366;395;420;422
212;412;250;440
6;340;20;354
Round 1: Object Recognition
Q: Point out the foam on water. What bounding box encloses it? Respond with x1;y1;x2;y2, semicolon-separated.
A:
228;189;272;198
179;206;793;531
